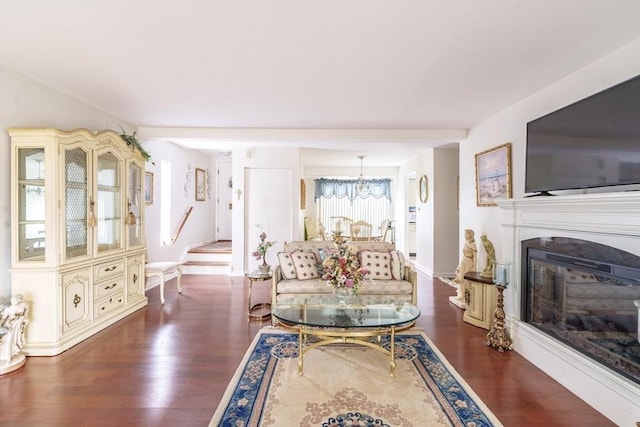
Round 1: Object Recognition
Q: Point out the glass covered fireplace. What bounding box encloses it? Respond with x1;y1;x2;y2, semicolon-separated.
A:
522;237;640;384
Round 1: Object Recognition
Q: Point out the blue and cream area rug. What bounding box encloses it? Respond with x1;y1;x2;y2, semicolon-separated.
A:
210;327;502;426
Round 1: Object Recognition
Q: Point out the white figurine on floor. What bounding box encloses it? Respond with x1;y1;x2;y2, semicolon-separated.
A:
449;229;478;309
0;294;29;366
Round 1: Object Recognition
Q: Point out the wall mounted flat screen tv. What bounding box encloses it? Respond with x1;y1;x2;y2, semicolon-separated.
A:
525;75;640;195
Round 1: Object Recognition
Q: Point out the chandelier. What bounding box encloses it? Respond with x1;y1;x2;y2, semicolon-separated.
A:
355;155;369;196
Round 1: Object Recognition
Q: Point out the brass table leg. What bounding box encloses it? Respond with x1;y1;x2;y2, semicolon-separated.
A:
298;326;304;375
390;326;396;377
289;322;415;377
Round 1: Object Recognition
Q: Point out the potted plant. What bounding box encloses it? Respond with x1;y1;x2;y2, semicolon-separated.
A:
252;232;276;273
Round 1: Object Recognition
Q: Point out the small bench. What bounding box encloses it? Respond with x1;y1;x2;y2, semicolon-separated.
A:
145;262;183;304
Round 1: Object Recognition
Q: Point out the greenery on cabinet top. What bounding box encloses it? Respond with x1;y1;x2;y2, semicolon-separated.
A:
9;127;152;164
118;129;152;163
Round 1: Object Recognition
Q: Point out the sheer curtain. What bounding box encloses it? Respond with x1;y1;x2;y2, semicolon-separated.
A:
314;178;392;238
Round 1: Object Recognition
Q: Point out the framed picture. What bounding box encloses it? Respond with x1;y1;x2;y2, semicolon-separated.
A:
419;175;428;203
195;168;206;201
144;171;153;205
300;179;306;209
475;143;512;207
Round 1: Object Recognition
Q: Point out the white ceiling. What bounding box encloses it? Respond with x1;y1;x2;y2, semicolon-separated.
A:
1;1;639;166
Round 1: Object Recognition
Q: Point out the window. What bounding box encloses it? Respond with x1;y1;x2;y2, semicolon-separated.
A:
160;160;171;245
314;178;392;237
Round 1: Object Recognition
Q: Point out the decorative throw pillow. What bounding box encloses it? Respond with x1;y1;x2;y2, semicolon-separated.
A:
291;251;320;280
397;250;406;280
360;250;392;280
390;250;404;280
277;252;297;279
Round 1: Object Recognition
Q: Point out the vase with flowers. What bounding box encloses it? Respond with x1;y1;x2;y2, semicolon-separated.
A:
253;232;276;274
321;244;369;304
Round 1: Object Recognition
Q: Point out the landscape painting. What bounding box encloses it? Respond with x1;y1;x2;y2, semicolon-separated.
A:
475;143;512;206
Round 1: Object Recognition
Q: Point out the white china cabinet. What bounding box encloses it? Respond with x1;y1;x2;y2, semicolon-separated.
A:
9;128;148;356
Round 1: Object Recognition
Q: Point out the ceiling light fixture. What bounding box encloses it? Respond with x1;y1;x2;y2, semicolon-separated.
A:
356;155;369;196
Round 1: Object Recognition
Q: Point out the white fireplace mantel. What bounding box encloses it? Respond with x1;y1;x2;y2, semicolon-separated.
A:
497;192;640;427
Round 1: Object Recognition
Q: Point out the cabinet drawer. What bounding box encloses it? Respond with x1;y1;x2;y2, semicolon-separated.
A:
94;293;125;318
94;259;125;281
94;276;125;299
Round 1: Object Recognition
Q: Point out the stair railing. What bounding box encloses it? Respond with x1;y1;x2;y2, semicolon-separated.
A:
170;206;193;245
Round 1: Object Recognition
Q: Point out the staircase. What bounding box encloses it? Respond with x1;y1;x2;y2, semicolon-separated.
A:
181;241;232;275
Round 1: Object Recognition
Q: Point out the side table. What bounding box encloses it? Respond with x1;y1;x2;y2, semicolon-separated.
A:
246;270;272;320
462;271;497;329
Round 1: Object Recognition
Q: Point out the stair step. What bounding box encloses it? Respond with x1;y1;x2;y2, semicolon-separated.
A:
189;248;231;254
182;261;230;266
185;252;231;262
182;261;231;275
189;241;232;254
182;241;233;275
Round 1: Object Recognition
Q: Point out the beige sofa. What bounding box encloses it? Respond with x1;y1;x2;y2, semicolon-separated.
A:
271;240;417;312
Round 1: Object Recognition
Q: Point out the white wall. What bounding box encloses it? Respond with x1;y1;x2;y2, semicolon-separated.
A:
0;66;136;298
230;146;301;275
415;151;435;273
458;39;640;275
245;168;293;272
433;147;459;276
401;147;460;277
143;140;216;263
458;38;640;424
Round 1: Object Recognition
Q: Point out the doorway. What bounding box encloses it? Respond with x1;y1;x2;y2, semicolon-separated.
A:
406;175;417;258
216;160;232;240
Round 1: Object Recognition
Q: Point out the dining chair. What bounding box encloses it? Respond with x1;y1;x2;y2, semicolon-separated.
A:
304;216;319;240
350;220;373;241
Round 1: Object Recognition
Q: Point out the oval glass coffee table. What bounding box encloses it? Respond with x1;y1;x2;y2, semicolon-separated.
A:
273;302;420;376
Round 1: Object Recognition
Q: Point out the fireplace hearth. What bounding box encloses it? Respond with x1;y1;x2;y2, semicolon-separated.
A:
522;237;640;383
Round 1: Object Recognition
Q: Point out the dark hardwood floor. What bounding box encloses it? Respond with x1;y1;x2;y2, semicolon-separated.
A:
0;272;614;426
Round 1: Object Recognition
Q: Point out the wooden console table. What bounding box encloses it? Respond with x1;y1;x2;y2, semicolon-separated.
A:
462;272;497;330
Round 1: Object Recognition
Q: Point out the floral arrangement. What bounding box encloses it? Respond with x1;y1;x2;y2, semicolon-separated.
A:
322;244;369;294
252;232;276;266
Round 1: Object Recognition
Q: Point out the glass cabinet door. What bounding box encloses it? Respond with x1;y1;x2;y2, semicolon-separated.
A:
64;147;89;260
126;161;143;248
96;151;122;254
17;148;46;262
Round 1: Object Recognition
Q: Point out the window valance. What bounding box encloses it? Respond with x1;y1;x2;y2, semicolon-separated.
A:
314;178;392;203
